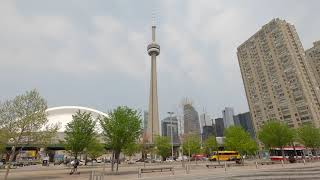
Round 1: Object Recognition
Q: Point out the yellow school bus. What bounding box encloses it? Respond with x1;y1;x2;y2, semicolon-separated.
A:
209;151;241;161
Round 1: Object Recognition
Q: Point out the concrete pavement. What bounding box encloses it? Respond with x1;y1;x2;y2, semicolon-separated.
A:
1;161;320;180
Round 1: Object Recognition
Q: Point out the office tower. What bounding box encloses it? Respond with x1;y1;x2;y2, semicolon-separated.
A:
237;18;320;131
222;107;235;128
161;116;179;144
233;112;256;139
147;25;161;143
183;103;200;135
306;40;320;88
215;118;224;137
200;113;211;128
202;125;216;140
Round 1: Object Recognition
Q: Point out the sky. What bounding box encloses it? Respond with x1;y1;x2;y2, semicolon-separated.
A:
0;0;320;121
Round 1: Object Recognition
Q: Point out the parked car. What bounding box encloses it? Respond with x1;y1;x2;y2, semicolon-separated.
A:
144;159;152;163
192;154;206;161
165;157;175;162
135;158;144;162
152;159;162;163
127;160;136;164
176;156;189;161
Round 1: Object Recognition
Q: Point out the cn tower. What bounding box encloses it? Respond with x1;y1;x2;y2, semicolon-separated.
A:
147;26;160;143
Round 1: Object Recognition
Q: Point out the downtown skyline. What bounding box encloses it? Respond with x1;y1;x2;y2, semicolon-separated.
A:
1;0;320;121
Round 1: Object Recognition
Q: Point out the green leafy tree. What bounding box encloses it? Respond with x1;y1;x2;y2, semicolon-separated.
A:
182;134;201;157
64;111;97;159
297;124;320;155
123;142;140;160
87;138;105;165
258;120;294;160
203;135;218;155
154;136;171;161
100;106;141;172
224;126;258;163
0;89;58;180
0;129;6;155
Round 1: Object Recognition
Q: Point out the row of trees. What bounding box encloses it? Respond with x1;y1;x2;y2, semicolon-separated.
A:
258;120;320;159
0;90;142;179
152;121;320;164
64;106;142;172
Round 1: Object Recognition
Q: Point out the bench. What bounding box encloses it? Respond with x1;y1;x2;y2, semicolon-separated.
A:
258;161;276;165
138;166;174;178
206;164;224;168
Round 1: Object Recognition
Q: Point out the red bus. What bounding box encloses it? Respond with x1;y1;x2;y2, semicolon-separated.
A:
269;146;305;161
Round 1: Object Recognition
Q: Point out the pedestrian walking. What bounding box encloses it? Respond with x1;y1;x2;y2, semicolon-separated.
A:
69;158;80;175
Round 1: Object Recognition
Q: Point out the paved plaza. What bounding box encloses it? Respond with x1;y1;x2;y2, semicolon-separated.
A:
1;161;320;180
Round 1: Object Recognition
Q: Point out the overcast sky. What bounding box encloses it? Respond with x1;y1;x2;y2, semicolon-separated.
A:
1;0;320;120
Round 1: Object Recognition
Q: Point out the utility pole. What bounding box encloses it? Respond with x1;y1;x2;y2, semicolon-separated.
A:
168;112;174;160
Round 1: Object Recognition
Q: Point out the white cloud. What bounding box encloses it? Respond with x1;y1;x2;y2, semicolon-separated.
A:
0;1;148;79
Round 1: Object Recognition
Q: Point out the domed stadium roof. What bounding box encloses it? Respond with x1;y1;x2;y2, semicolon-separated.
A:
46;106;108;132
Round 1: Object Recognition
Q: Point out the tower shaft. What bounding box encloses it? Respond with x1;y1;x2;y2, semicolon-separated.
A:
147;26;160;143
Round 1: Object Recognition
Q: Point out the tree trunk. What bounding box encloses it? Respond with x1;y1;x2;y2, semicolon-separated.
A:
292;142;297;159
241;154;244;165
111;151;114;172
312;148;316;160
84;153;87;166
281;147;285;162
217;150;220;165
116;158;119;173
4;146;16;180
115;151;120;173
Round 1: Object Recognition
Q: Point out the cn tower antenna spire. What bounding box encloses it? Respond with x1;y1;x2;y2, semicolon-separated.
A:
151;10;156;27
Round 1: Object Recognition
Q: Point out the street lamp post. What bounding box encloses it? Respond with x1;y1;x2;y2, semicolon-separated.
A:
178;115;185;167
168;112;174;160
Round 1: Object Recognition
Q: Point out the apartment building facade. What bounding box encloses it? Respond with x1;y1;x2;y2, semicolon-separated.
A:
237;19;320;132
306;40;320;88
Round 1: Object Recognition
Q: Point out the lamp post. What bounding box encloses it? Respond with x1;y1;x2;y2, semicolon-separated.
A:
168;112;174;160
179;116;185;167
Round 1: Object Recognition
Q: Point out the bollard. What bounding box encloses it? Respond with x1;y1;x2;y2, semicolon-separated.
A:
186;165;190;174
281;160;284;167
90;171;103;180
255;161;258;169
303;159;306;165
102;158;105;180
138;168;141;178
224;161;227;172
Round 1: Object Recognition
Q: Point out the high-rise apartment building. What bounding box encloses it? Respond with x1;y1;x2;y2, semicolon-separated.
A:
161;116;179;144
222;107;235;128
183;103;200;135
237;19;320;131
306;40;320;88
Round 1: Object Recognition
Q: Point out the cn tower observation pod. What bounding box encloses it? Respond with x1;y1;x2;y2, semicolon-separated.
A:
46;106;108;132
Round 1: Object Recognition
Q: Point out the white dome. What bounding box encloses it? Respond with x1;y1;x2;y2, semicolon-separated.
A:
46;106;108;132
